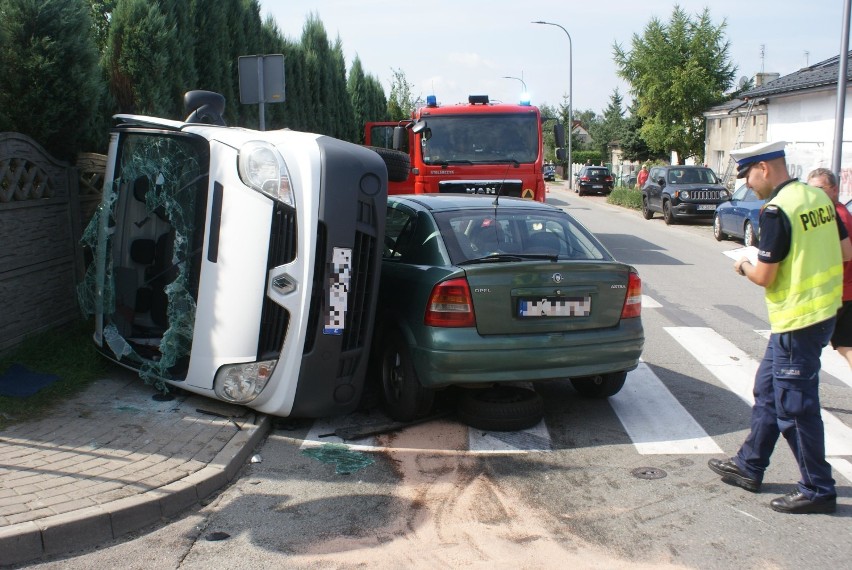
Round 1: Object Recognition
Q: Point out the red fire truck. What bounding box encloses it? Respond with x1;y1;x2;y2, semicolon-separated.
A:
365;95;564;202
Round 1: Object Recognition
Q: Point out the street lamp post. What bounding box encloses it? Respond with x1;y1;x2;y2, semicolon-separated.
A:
501;75;528;98
533;20;573;189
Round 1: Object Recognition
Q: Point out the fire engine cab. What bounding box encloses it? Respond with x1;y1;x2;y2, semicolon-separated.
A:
366;94;565;202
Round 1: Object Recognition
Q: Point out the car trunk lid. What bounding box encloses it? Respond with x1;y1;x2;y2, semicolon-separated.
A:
463;260;631;335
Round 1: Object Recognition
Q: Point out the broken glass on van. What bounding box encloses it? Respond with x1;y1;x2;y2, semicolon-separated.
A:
78;132;209;390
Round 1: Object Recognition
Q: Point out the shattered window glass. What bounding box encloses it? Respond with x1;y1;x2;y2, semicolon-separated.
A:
78;131;209;390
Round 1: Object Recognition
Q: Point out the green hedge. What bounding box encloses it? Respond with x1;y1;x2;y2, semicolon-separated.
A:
607;187;643;210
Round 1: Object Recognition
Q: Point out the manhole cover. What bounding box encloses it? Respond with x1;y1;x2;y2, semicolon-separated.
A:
631;467;667;480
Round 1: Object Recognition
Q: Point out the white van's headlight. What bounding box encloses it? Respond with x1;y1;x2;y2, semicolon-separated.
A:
238;141;293;207
214;360;277;403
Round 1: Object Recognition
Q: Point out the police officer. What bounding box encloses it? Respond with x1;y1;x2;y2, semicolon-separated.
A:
708;141;852;514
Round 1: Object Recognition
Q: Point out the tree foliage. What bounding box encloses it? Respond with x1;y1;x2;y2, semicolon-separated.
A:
588;88;627;159
619;99;667;163
1;0;398;156
103;0;176;116
348;56;388;144
387;68;419;120
88;0;116;54
0;0;101;159
613;6;735;163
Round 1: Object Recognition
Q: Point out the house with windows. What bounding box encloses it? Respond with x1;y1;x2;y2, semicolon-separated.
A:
703;74;775;187
704;55;852;200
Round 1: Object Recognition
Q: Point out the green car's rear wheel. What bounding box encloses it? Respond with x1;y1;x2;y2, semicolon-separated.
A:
380;333;434;422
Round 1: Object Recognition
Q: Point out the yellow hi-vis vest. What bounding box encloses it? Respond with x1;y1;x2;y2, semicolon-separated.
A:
765;180;843;333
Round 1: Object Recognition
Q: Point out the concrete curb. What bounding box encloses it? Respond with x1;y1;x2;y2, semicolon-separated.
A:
0;414;271;567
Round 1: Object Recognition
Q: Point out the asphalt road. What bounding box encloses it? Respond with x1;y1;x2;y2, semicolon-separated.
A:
26;182;852;569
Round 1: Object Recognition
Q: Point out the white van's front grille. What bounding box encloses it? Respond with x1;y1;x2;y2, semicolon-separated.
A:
257;204;296;358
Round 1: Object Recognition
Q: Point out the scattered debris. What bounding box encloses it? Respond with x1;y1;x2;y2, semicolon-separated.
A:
319;410;452;440
301;443;375;474
250;454;262;463
196;408;242;430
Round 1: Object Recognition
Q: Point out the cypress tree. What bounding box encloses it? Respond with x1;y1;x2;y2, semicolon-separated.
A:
191;0;231;114
103;0;177;117
331;38;356;142
0;0;101;159
160;0;197;119
300;14;333;135
348;56;387;144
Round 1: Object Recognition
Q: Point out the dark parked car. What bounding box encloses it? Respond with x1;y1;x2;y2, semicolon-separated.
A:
713;183;765;246
576;166;614;196
543;163;556;181
641;165;730;225
370;194;644;422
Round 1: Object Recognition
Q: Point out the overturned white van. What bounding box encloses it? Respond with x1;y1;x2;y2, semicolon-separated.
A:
78;91;388;417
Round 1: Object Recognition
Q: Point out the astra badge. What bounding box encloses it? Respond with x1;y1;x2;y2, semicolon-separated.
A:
552;273;563;283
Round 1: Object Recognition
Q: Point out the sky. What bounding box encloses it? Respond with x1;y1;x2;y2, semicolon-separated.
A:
262;0;846;115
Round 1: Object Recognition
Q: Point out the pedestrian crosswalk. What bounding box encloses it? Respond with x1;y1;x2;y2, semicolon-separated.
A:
609;361;723;455
301;296;852;484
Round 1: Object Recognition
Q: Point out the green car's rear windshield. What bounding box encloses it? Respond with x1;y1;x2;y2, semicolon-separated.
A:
432;208;611;264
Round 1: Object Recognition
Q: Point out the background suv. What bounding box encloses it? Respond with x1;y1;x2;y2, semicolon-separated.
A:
576;166;614;196
641;165;729;225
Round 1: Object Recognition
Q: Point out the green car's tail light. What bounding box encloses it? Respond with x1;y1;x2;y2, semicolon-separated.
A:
425;277;476;327
621;271;642;319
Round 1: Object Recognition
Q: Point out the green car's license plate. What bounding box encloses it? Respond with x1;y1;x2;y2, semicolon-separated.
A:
518;296;592;317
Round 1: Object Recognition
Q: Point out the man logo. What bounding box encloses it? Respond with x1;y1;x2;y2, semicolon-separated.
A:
552;273;563;283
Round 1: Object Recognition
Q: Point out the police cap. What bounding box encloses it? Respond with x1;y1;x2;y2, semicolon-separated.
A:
730;141;787;178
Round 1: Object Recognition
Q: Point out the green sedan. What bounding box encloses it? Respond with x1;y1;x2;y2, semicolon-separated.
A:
371;194;644;421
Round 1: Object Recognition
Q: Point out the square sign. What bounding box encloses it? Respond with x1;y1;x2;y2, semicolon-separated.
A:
238;54;285;104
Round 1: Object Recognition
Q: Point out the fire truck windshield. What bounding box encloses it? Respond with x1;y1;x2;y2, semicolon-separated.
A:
421;113;539;165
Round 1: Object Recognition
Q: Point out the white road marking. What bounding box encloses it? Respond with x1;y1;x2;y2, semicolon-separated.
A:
611;362;723;455
827;457;852;485
666;327;852;457
642;295;662;308
666;326;760;404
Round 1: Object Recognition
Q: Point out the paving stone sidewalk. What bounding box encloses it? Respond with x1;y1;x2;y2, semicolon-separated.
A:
0;371;270;566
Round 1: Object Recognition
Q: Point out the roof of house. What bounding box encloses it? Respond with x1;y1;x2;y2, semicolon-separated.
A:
742;52;852;99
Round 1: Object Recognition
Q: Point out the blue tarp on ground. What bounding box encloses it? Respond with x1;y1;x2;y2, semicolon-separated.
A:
0;364;60;397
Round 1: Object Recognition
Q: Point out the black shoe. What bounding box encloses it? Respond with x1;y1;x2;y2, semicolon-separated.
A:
770;491;836;514
708;458;761;492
